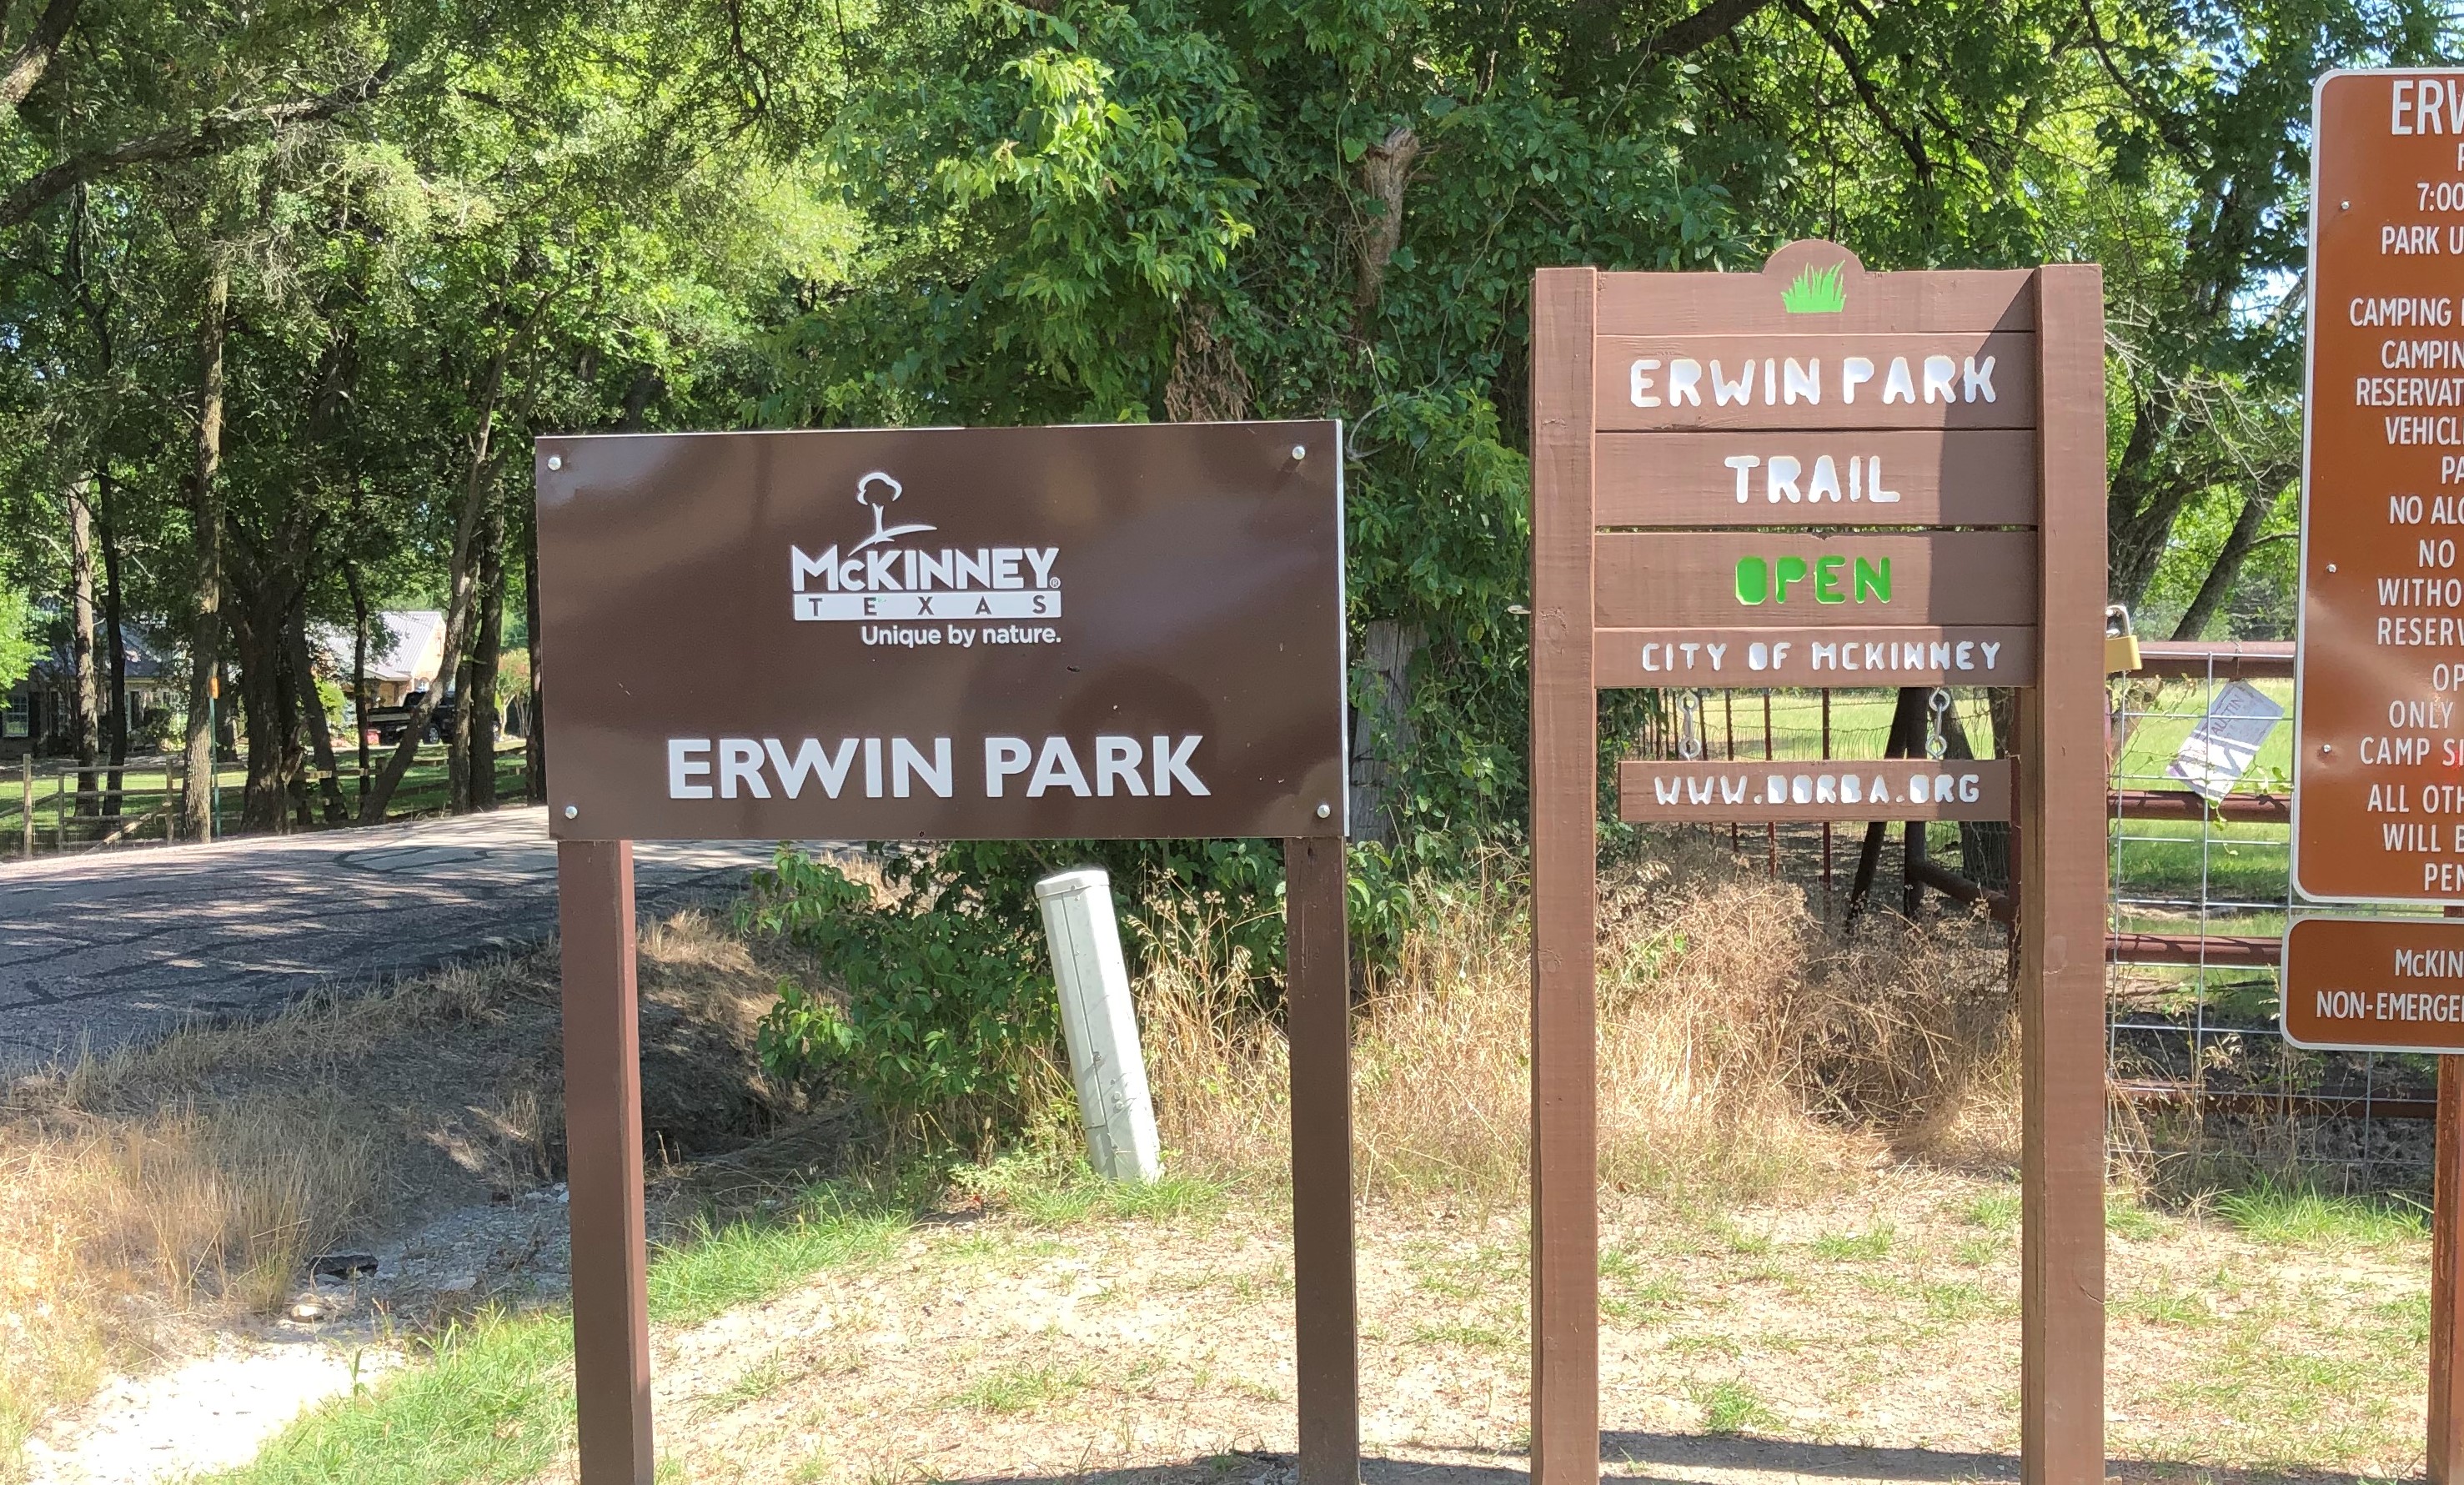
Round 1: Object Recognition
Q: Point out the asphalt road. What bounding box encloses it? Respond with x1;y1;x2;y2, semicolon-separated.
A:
0;807;797;1074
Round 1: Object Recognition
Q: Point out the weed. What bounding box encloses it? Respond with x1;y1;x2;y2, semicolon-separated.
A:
1953;1237;2001;1267
1964;1190;2020;1232
649;1186;907;1324
2114;1287;2212;1327
952;1362;1091;1414
1809;1224;1894;1261
2106;1202;2162;1241
1410;1319;1512;1349
951;1147;1222;1227
1779;261;1848;314
1920;1280;1991;1321
1694;1379;1782;1434
2215;1180;2428;1247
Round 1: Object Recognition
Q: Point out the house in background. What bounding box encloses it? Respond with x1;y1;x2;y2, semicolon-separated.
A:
2;630;178;760
312;610;446;710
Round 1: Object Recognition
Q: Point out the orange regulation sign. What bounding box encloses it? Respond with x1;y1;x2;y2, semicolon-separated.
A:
2282;915;2464;1053
2293;69;2464;902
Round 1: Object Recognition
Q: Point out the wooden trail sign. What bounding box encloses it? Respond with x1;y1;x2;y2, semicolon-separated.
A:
2294;69;2464;905
1529;241;2109;1483
536;423;1360;1485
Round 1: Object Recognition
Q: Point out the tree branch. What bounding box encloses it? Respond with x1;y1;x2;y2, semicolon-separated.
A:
0;57;400;230
0;0;80;113
1638;0;1779;58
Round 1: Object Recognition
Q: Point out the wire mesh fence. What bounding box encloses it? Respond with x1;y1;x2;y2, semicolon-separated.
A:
1629;650;2432;1196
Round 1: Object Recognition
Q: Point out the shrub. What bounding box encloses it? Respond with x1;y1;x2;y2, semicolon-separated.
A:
742;850;1056;1137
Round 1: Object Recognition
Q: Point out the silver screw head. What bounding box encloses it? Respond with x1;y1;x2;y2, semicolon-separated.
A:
1315;801;1332;819
1291;444;1307;460
2321;744;2334;755
563;804;578;819
546;455;563;471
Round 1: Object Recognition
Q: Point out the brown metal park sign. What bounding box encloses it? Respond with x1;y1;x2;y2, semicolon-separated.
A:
1528;241;2109;1482
534;422;1359;1485
2283;916;2464;1054
2294;68;2464;905
536;424;1347;842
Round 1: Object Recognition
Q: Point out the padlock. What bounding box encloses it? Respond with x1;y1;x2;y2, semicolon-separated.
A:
2104;604;2141;675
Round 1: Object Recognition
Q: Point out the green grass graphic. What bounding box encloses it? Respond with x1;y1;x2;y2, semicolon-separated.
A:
1780;261;1846;313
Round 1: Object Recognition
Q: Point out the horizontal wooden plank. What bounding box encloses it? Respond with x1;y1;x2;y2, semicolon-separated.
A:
1597;430;2038;528
1598;334;2036;432
1597;243;2034;337
1594;626;2036;688
1618;758;2014;823
1594;531;2039;629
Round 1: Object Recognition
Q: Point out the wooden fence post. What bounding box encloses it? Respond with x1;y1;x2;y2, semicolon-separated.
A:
1528;263;1600;1485
2020;262;2109;1485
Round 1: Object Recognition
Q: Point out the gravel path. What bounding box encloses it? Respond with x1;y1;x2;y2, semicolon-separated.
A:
0;806;792;1073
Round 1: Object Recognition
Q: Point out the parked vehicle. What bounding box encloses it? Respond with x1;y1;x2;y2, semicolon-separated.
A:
362;690;457;745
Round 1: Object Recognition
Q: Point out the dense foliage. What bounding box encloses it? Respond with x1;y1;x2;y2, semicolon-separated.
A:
0;0;2449;1123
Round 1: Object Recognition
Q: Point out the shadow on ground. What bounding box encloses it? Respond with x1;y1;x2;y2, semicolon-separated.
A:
945;1441;2396;1485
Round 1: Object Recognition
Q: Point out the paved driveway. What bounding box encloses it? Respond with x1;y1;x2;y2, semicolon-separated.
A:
0;808;797;1073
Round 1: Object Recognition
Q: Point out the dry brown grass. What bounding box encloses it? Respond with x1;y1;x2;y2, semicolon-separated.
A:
1143;843;2015;1203
0;906;798;1481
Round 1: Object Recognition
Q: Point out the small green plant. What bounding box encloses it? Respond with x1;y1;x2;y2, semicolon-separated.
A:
2215;1178;2427;1247
1694;1379;1781;1435
2105;1201;2162;1241
1809;1224;1893;1261
953;1362;1090;1413
744;850;1056;1128
1779;261;1847;313
1963;1189;2020;1232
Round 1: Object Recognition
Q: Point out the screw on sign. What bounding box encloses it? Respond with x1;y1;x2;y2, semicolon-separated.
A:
2293;69;2464;903
1528;240;2110;1484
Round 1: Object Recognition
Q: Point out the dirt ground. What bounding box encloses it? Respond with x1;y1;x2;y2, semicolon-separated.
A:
623;1165;2428;1485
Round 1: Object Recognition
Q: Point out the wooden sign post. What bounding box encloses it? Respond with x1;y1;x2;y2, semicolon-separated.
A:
2291;68;2464;1482
1529;242;2109;1482
536;423;1359;1484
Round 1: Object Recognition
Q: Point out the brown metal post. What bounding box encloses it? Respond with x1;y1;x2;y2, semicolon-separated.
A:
559;840;655;1485
1284;835;1357;1485
2434;906;2464;1482
1528;265;1599;1485
19;755;30;856
2020;263;2108;1484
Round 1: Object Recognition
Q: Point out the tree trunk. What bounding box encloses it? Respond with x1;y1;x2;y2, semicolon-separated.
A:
523;507;544;802
469;499;504;811
179;262;228;842
98;467;126;817
347;564;369;806
287;601;349;823
2170;484;2281;641
359;280;551;824
67;474;100;815
229;595;293;833
1939;701;2010;890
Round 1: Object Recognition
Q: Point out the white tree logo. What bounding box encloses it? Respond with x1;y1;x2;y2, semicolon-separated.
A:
852;470;936;551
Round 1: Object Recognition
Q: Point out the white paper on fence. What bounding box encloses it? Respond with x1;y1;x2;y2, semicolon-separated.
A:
2165;678;2285;802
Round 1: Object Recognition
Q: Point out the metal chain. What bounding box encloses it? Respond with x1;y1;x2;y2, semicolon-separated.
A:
1925;687;1951;760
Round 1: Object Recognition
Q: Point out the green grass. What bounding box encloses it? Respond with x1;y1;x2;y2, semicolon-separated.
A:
1963;1189;2020;1232
1779;262;1847;314
1808;1224;1893;1261
1693;1378;1782;1434
649;1190;908;1324
951;1362;1090;1414
2213;1179;2429;1247
2105;1202;2164;1241
951;1148;1224;1227
0;745;529;851
194;1310;574;1485
199;1181;911;1485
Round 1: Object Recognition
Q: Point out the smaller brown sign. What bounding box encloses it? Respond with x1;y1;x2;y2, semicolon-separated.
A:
1596;430;2037;529
2282;915;2464;1054
1594;531;2038;629
1593;626;2036;689
1618;758;2012;823
1596;334;2037;433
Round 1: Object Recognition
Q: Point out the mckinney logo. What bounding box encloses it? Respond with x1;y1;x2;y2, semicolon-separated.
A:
790;471;1061;622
